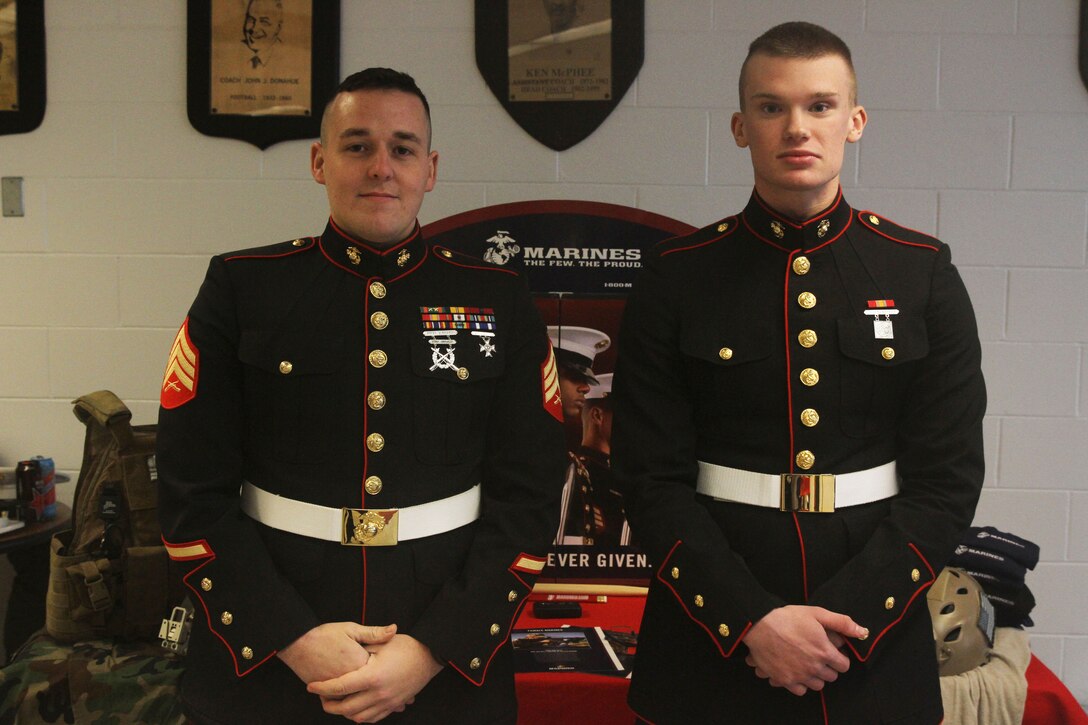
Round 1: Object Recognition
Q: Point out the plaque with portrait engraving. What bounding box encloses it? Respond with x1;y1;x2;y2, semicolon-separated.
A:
187;0;339;149
476;0;643;151
0;0;45;136
507;0;612;102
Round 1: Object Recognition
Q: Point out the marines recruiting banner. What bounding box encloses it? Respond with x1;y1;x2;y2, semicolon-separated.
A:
424;201;694;589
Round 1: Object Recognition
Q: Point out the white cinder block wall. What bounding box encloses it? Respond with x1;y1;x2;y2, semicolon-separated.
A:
0;0;1085;705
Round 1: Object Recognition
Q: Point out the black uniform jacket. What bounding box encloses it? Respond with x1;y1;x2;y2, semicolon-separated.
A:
611;190;986;725
157;220;566;724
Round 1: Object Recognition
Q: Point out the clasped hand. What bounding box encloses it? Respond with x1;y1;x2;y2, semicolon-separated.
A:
743;605;868;697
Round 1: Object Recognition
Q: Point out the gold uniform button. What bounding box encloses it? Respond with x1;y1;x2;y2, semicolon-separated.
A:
368;350;388;368
694;595;705;608
278;361;293;375
221;611;233;625
796;450;815;470
882;347;895;360
469;657;481;670
800;408;820;427
292;238;306;247
718;347;733;361
441;250;453;259
241;646;254;660
367;391;386;410
800;368;820;386
366;433;385;452
370;311;389;330
798;291;817;309
364;476;383;495
718;624;730;638
717;222;729;233
792;256;810;275
911;568;921;582
507;590;518;602
798;329;817;348
457;367;469;380
670;566;680;580
369;281;387;299
489;624;501;636
869;214;880;225
201;578;213;591
885;597;896;610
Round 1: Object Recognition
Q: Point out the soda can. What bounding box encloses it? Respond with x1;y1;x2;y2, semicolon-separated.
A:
15;456;57;523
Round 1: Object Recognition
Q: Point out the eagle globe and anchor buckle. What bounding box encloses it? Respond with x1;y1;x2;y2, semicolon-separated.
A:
780;473;836;513
341;508;400;546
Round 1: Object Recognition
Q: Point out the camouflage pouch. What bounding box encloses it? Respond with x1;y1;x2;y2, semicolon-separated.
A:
0;632;185;724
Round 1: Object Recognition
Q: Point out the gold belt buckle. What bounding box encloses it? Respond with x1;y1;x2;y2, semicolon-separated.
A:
341;508;399;546
780;474;836;513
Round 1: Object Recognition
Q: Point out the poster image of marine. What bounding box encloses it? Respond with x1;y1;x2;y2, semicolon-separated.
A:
209;0;312;116
422;200;694;587
507;0;612;101
0;0;16;110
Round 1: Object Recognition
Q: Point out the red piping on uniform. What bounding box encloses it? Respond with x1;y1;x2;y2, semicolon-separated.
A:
360;278;374;626
783;255;796;466
843;557;936;663
659;221;737;257
388;244;428;281
909;542;936;579
820;689;830;724
792;512;810;600
435;246;519;276
858;213;940;252
224;238;315;262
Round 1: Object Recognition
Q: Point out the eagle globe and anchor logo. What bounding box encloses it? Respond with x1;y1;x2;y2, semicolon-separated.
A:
483;230;521;265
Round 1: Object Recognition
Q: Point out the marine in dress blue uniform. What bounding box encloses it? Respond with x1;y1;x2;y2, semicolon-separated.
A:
611;24;985;725
156;69;566;724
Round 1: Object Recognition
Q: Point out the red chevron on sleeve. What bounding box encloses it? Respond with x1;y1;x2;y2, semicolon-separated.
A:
161;318;199;409
541;343;563;423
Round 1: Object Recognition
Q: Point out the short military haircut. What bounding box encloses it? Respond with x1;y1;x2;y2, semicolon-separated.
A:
320;67;432;145
738;21;857;109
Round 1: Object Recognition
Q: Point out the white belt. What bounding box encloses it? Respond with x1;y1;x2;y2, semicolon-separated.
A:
695;461;898;513
240;481;481;546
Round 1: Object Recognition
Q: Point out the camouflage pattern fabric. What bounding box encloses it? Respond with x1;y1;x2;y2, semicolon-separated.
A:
0;632;186;724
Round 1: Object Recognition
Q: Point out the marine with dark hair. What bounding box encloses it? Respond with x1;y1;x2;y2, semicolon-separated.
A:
612;22;986;724
157;67;565;724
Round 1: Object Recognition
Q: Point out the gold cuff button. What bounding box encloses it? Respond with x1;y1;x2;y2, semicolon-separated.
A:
367;391;386;410
221;611;233;625
457;367;470;380
278;361;293;375
798;292;817;309
369;281;387;299
364;476;383;495
508;590;519;602
694;595;705;608
469;657;481;670
881;347;895;360
792;256;810;275
370;311;389;330
911;568;921;582
670;566;680;580
201;578;213;591
366;433;385;452
241;646;254;660
718;624;730;638
798;329;817;348
718;347;733;361
368;350;388;368
796;450;815;470
885;597;895;610
800;368;820;386
800;408;820;427
489;624;501;636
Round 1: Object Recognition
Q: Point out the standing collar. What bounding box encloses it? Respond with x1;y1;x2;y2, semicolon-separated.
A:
741;188;854;252
318;218;428;280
